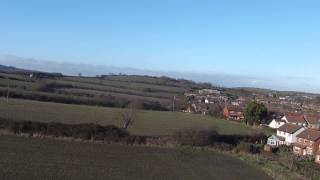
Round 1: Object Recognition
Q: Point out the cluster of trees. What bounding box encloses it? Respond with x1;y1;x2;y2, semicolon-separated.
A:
244;101;268;126
208;104;224;118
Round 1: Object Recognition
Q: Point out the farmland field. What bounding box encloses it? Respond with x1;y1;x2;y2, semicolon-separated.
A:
0;72;196;111
0;98;272;136
0;135;273;180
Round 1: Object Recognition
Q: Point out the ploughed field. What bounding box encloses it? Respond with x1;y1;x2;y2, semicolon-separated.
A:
0;98;271;136
0;135;273;180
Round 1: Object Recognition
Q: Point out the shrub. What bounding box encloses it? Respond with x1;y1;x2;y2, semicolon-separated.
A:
208;104;223;118
142;101;168;111
274;145;292;154
0;118;129;142
234;142;261;154
125;136;147;145
174;128;218;146
211;143;234;151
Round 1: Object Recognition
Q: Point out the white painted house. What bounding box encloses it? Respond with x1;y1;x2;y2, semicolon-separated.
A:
267;135;286;147
268;119;286;129
268;123;305;147
276;124;305;145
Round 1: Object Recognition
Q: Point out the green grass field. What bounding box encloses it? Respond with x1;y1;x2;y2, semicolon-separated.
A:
0;135;273;180
0;98;272;136
0;72;188;101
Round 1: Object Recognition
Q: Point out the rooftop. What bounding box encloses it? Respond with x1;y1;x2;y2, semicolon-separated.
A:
278;124;304;134
284;114;307;124
297;129;320;142
304;114;320;124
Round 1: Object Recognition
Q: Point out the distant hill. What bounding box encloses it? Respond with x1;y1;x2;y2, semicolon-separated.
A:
0;64;18;71
2;55;319;93
0;63;318;106
0;64;217;111
230;87;319;97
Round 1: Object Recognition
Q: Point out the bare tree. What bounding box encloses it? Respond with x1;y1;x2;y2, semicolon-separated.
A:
118;103;139;130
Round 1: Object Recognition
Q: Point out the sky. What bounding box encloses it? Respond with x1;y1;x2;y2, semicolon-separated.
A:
0;0;319;92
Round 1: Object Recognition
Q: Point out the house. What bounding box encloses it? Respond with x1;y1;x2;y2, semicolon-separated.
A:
267;135;286;147
281;114;308;127
275;124;305;145
315;152;320;164
223;105;244;121
304;114;320;130
293;129;320;156
268;118;286;129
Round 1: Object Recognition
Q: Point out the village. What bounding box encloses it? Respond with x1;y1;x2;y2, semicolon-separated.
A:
183;88;320;165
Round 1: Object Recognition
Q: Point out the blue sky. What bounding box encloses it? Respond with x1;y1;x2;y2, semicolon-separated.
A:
0;0;319;92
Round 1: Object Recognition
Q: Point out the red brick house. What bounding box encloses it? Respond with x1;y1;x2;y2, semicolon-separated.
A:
304;114;320;130
223;105;244;121
315;152;320;164
293;129;320;156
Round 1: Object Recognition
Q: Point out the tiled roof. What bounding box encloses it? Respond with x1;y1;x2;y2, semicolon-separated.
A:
278;124;303;134
226;105;244;112
297;129;320;141
229;111;244;117
285;115;307;124
304;114;320;125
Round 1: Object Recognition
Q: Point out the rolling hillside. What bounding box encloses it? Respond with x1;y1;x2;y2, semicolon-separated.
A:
0;65;216;111
0;98;272;136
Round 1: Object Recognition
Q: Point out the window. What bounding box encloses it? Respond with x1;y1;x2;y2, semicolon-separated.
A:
268;140;274;145
306;147;313;155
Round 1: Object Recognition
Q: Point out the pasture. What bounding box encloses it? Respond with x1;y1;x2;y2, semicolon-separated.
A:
0;135;273;180
0;98;271;136
0;72;195;110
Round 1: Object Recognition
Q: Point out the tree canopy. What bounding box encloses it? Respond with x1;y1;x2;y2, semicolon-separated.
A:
244;101;268;126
